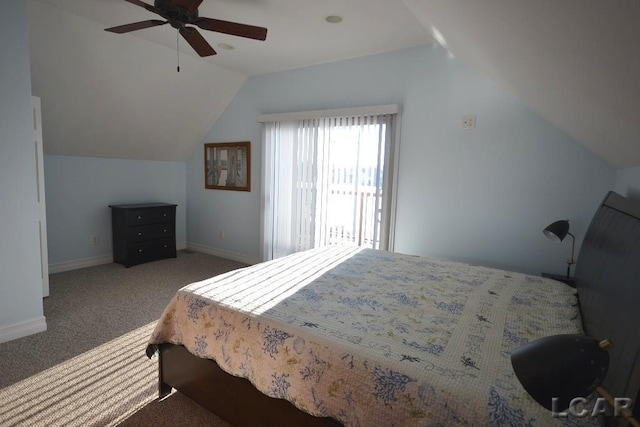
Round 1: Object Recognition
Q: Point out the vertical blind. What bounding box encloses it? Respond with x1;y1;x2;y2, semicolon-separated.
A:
261;110;398;261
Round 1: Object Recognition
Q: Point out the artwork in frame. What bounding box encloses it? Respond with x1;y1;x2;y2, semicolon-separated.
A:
204;141;251;191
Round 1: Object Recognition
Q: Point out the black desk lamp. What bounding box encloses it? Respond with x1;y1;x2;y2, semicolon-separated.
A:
511;334;640;426
543;220;575;278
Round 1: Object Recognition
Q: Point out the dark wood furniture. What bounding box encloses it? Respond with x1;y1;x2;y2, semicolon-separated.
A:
109;203;177;268
572;191;640;421
154;191;640;425
158;344;340;427
541;272;576;287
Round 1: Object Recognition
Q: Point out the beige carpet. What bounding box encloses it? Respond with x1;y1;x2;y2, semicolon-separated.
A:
0;251;245;426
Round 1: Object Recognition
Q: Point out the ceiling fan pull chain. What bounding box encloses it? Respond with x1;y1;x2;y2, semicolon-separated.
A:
176;30;180;72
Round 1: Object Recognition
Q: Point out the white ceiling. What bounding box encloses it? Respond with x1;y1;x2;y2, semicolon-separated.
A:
39;0;432;76
28;0;640;168
403;0;640;169
28;0;432;161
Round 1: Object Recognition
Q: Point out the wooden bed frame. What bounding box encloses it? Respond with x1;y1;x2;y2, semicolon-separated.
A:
156;191;640;425
158;343;340;426
572;191;640;421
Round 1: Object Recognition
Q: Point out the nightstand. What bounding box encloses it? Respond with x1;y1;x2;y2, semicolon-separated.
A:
541;272;576;288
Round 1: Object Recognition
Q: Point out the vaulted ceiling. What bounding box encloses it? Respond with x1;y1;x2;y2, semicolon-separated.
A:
28;0;640;168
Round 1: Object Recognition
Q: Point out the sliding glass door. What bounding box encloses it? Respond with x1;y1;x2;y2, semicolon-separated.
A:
262;110;398;260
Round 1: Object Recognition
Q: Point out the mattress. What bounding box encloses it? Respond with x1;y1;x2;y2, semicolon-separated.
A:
147;245;585;425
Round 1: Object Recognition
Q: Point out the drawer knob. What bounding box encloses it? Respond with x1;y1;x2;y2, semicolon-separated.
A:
163;213;167;217
137;216;142;220
163;229;167;233
138;232;142;236
138;249;143;253
164;245;168;248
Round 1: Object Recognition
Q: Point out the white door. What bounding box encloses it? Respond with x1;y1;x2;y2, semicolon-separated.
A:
33;96;49;297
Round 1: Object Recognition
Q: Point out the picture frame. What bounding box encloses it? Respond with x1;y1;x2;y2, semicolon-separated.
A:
204;141;251;191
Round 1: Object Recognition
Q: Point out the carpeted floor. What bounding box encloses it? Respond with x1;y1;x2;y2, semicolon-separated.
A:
0;250;245;426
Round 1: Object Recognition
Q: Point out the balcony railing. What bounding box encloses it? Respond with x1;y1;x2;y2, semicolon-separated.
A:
326;186;381;249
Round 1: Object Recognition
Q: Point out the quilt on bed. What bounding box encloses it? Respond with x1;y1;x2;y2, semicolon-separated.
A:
147;245;586;426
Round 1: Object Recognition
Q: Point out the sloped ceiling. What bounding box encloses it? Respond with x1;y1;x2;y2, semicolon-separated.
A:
403;0;640;169
27;0;640;167
27;0;431;161
27;0;247;161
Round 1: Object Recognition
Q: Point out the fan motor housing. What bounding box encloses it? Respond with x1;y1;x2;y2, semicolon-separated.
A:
155;0;199;25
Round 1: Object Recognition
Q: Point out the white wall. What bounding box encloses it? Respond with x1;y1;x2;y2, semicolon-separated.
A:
187;45;616;275
616;166;640;199
0;0;46;342
44;155;187;269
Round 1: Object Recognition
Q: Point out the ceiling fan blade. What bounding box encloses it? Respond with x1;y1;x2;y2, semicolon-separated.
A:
194;18;267;41
105;20;168;34
179;27;217;57
173;0;204;14
124;0;159;14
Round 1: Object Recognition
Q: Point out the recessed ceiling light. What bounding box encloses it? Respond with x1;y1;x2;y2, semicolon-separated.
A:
325;15;343;24
217;43;234;50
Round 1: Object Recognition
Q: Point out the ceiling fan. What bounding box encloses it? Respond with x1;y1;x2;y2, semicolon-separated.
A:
105;0;268;57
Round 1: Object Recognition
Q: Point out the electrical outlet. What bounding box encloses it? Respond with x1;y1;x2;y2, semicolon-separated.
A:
91;235;99;246
462;115;476;129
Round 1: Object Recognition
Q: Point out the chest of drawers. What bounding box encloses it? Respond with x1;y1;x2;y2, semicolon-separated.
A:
109;203;177;267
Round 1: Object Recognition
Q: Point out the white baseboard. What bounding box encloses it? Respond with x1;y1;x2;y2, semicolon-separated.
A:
187;242;260;265
48;242;187;274
0;316;47;344
49;254;113;274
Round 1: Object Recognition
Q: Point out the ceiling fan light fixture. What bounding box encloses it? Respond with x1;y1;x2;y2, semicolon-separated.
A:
325;15;343;24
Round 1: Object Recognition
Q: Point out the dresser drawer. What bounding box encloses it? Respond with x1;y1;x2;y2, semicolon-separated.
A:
127;238;176;266
125;207;175;226
127;223;175;242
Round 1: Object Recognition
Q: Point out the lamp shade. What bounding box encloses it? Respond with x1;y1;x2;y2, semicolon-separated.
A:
543;220;570;242
510;334;609;411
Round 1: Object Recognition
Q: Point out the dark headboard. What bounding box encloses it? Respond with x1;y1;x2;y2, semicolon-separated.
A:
574;191;640;414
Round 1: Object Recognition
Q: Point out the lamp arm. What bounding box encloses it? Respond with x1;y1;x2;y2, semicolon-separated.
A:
596;385;640;427
567;232;575;265
566;232;575;278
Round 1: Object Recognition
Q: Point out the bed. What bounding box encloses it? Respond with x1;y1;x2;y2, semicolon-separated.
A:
146;191;640;426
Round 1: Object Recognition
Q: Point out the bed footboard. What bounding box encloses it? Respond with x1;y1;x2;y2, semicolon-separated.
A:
158;343;342;427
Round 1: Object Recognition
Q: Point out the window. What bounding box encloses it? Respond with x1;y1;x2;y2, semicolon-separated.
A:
260;106;399;260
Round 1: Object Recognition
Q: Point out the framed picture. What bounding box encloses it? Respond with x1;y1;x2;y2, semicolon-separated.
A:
204;141;251;191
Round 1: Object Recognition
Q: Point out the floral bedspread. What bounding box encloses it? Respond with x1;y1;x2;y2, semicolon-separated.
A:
147;245;587;426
